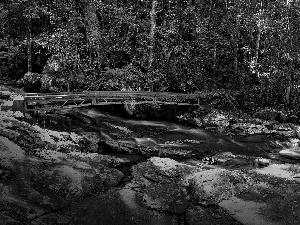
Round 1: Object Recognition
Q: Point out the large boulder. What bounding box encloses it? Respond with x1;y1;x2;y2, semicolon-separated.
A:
33;187;179;225
187;167;300;225
129;157;198;214
0;115;130;224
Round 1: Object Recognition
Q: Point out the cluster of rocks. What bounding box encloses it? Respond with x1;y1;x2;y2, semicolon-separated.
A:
1;82;300;224
42;156;298;225
0;110;130;224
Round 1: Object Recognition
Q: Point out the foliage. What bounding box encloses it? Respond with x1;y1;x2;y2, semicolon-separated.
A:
2;0;300;111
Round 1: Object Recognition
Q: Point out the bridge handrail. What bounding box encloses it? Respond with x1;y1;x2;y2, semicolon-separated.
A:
24;91;203;101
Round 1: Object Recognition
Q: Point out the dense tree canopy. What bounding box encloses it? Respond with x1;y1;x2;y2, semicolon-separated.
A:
1;0;300;111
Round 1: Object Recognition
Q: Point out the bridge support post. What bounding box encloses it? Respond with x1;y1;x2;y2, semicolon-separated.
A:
12;95;25;112
92;98;96;105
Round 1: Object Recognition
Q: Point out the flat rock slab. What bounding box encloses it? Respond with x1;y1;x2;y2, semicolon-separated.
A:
0;129;125;224
187;167;300;225
219;197;281;225
186;205;242;225
33;187;179;225
253;163;300;181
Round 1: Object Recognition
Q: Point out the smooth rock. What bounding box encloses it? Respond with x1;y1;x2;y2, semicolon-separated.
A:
0;100;13;111
254;163;300;181
185;205;241;225
254;157;271;167
0;90;12;99
279;148;300;159
34;187;179;225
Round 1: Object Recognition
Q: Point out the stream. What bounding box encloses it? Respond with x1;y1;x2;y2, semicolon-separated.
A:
77;107;276;172
2;83;300;225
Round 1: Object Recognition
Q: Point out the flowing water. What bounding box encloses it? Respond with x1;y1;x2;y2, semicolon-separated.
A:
80;108;273;168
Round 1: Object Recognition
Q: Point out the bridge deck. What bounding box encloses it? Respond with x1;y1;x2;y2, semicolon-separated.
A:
23;91;215;112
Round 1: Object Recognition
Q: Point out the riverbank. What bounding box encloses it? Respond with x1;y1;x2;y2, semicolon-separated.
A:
1;83;300;225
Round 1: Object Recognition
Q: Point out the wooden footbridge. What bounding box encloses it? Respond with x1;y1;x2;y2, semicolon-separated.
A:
21;91;206;113
4;90;229;113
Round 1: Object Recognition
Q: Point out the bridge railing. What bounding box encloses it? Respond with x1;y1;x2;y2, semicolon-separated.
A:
22;91;208;112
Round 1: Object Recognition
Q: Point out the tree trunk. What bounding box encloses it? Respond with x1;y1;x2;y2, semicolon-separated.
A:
176;0;184;84
233;0;241;86
213;43;217;76
254;28;261;69
162;0;168;27
81;0;101;51
285;2;293;106
255;27;262;96
148;0;157;70
177;0;183;45
27;17;32;73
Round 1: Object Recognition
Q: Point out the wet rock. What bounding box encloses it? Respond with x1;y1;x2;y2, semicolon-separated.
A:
0;111;101;152
64;111;96;125
279;148;300;159
30;159;124;201
185;205;241;225
99;140;152;155
144;157;197;179
188;168;251;205
0;115;132;224
187;166;300;225
158;148;195;158
212;152;252;168
0;213;23;225
129;157;199;215
0;100;13;111
31;113;83;130
254;157;271;167
99;140;197;158
99;140;146;154
253;163;300;181
0;135;124;199
0;136;69;224
34;187;179;225
141;182;189;214
0;90;12;100
68;151;131;168
219;197;281;225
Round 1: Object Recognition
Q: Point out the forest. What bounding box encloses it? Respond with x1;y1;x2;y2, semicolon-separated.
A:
1;0;300;112
2;1;300;224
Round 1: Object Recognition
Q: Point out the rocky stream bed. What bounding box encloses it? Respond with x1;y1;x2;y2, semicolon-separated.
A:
1;84;300;225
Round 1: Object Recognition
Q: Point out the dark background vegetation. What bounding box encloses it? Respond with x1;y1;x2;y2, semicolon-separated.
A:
1;0;300;113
